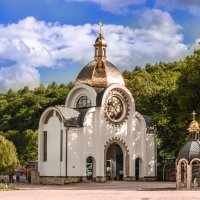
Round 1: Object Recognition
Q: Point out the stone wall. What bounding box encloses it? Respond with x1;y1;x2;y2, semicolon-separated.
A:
143;176;157;181
31;170;40;184
39;176;82;185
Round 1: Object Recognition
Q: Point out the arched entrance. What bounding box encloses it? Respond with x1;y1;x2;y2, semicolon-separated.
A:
180;160;187;187
191;160;200;188
106;143;123;180
176;159;188;189
86;156;96;181
104;138;130;181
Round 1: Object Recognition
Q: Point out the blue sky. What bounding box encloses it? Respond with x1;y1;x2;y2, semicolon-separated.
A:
0;0;200;92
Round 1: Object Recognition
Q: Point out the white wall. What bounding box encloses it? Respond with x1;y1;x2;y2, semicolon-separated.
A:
39;117;62;176
67;128;82;176
146;134;156;177
39;110;66;177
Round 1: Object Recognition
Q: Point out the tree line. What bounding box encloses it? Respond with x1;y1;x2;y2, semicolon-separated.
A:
0;49;200;170
123;49;200;158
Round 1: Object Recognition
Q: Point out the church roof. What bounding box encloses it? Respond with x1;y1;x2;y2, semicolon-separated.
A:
75;24;125;88
56;106;89;127
76;108;89;126
75;60;124;88
56;106;79;127
177;140;200;163
56;106;79;120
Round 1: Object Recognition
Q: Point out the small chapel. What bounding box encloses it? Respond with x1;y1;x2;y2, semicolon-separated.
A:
176;111;200;189
38;24;156;184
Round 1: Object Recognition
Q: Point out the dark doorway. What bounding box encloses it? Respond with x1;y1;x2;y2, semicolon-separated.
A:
86;156;96;181
192;160;200;188
106;143;123;181
135;158;140;181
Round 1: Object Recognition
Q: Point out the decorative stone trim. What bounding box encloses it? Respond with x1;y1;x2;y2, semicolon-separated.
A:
190;158;200;164
104;137;130;178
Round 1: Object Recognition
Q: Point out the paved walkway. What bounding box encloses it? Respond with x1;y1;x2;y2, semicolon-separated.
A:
1;181;200;200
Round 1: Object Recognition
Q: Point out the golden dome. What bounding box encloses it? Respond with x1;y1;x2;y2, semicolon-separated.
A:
75;22;125;88
75;60;125;88
95;35;107;46
187;111;200;132
188;120;200;132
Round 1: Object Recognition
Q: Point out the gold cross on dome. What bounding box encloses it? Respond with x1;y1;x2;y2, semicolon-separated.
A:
192;110;197;120
98;22;103;34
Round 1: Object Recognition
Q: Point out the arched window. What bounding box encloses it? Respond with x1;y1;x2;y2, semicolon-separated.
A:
95;48;98;57
180;160;187;187
76;96;92;108
103;48;106;57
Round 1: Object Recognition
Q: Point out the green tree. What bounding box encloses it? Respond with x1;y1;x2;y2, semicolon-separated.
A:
0;135;19;173
21;129;38;163
176;50;200;116
2;130;38;165
174;49;200;149
123;61;185;157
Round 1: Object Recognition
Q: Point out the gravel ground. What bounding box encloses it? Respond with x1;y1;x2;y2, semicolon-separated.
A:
1;181;200;200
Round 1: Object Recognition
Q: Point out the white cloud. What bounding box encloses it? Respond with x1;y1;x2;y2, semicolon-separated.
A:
0;64;40;92
156;0;200;15
0;9;199;91
65;0;144;13
104;9;191;67
0;17;96;92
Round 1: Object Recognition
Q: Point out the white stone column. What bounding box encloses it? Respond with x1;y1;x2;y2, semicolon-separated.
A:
187;164;192;189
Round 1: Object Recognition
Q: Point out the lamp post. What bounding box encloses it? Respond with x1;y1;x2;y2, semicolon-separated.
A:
25;162;29;181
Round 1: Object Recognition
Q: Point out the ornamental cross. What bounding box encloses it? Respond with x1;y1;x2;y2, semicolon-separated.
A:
98;22;103;34
192;110;197;120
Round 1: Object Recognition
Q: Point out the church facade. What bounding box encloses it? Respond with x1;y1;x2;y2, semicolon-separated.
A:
38;27;156;184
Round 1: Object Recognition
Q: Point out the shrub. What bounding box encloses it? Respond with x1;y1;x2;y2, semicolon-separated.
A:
0;183;16;190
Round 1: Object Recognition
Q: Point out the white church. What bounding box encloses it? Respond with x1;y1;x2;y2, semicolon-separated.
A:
38;25;156;184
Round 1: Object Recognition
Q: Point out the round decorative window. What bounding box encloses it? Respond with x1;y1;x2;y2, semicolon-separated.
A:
106;96;123;120
104;89;129;126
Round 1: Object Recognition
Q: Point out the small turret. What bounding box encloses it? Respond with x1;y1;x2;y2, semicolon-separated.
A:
187;111;200;140
94;22;107;61
75;22;125;88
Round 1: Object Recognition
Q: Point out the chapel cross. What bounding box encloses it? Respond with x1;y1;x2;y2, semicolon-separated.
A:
98;22;103;34
192;110;197;121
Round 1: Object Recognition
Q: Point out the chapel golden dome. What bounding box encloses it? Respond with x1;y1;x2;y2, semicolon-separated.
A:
75;22;125;88
187;111;200;132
